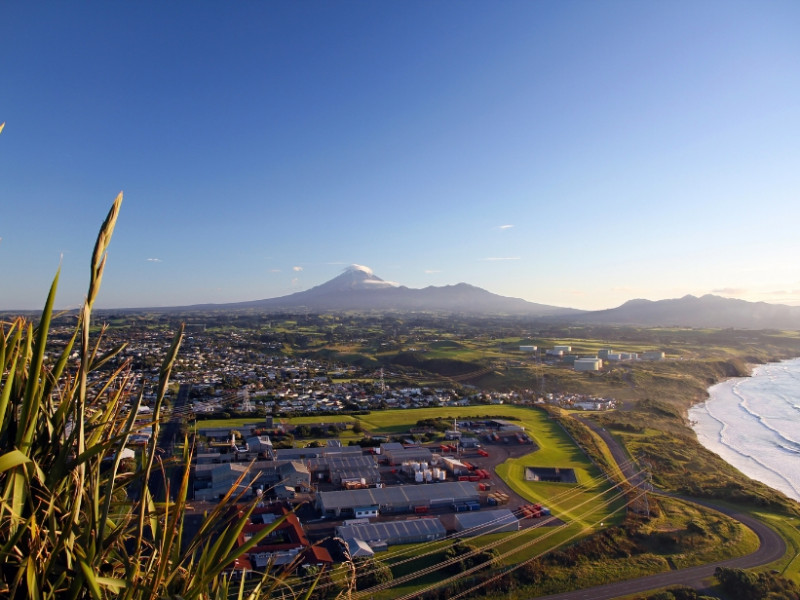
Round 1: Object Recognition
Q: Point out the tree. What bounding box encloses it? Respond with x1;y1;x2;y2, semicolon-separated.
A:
354;557;393;590
715;567;800;600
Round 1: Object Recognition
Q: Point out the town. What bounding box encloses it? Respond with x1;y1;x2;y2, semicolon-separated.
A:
41;311;677;586
14;309;800;600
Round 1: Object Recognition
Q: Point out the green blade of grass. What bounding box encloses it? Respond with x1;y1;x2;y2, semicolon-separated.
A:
18;269;59;452
0;450;31;473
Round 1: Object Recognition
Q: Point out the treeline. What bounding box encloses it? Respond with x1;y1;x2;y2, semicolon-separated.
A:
712;567;800;600
635;568;800;600
193;408;370;421
415;414;521;431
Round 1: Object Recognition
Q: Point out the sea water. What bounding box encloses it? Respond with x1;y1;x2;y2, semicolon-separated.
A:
689;357;800;502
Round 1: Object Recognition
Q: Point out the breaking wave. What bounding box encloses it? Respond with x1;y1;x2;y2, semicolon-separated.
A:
689;358;800;501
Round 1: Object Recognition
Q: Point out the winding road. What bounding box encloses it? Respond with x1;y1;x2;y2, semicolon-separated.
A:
528;418;786;600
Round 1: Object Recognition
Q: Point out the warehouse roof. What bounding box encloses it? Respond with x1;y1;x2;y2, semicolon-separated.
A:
275;445;362;461
454;509;519;535
336;518;446;544
317;481;478;512
306;455;377;472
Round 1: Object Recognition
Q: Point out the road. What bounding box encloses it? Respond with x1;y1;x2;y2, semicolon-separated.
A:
148;382;191;502
528;418;786;600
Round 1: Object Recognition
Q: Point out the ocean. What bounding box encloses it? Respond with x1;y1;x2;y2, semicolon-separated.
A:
689;357;800;502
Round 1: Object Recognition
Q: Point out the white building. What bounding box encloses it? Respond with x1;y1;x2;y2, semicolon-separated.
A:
519;345;537;352
574;358;603;372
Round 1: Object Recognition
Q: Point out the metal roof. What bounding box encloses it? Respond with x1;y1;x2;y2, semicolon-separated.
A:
317;481;478;512
342;537;374;558
306;455;377;471
336;518;446;544
336;468;380;481
380;442;405;451
382;448;434;463
454;509;519;535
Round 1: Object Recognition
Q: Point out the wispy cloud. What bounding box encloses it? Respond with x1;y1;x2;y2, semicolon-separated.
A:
496;224;514;230
347;264;373;275
425;269;442;274
146;258;162;263
482;256;521;261
752;290;800;307
293;266;303;272
269;268;281;273
712;287;747;295
364;278;399;286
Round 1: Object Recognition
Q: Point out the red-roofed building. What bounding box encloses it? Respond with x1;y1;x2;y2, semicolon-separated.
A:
230;505;333;574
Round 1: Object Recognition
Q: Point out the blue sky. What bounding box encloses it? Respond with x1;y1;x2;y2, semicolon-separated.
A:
2;1;799;311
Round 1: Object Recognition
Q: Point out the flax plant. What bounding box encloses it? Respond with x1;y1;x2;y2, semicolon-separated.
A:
0;188;316;599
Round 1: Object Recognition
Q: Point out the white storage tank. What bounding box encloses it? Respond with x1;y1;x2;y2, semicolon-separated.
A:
415;471;424;483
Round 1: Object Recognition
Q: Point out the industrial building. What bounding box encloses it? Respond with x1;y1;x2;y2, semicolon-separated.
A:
316;481;479;518
306;454;380;486
336;517;447;547
574;357;603;371
456;436;480;449
454;509;519;536
194;463;250;501
196;425;259;442
439;456;470;476
194;460;311;501
486;419;524;433
381;446;433;466
245;435;275;459
275;445;362;461
379;442;405;453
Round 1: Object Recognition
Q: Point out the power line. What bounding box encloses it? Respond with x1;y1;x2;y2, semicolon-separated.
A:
287;464;646;596
355;483;646;600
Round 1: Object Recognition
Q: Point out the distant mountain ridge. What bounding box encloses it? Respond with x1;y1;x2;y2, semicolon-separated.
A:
569;294;800;329
215;265;579;317
98;265;800;330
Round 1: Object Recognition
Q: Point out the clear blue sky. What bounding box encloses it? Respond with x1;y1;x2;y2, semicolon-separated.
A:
2;1;799;311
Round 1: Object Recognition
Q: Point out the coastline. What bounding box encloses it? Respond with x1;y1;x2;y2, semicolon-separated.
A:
689;357;800;502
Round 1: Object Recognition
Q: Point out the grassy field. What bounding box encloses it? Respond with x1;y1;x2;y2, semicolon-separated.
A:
749;509;800;579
